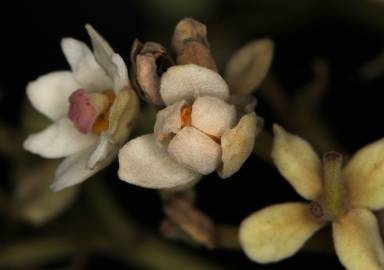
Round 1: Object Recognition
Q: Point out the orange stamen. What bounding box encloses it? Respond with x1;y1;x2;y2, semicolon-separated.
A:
91;90;116;135
180;105;192;127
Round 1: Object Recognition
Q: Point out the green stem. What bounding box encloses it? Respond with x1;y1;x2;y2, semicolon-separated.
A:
0;235;108;268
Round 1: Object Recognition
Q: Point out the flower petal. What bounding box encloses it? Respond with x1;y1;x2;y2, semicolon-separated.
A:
239;202;325;264
23;118;97;158
343;138;384;210
87;133;118;169
118;134;200;189
225;39;274;95
85;24;130;92
61;38;113;91
160;64;229;105
107;87;139;144
218;112;259;178
191;96;237;137
26;71;80;120
154;100;186;143
168;127;222;174
333;208;384;270
272;124;322;200
51;143;116;191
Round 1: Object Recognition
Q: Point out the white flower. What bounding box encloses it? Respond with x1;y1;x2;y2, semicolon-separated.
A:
239;125;384;270
118;64;261;189
23;24;139;192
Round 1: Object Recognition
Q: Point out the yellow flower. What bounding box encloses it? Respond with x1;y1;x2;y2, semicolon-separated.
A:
240;124;384;270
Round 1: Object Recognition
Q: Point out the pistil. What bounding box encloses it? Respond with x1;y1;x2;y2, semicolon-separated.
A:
322;151;346;221
68;89;115;135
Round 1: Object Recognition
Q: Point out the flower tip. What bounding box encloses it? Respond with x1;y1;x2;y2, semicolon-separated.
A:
272;123;284;135
49;181;63;193
323;151;342;161
84;23;94;33
50;173;76;193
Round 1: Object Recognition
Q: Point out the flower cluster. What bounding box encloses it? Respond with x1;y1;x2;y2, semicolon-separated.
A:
117;18;270;189
22;17;384;270
23;18;270;192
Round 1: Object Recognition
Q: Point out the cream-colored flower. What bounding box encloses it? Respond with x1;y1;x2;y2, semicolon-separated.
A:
118;64;261;189
23;25;139;192
239;124;384;270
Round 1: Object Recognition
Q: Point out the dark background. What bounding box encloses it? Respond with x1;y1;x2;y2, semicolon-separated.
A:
1;0;384;269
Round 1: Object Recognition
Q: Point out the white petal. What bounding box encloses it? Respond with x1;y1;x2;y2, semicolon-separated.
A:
51;143;116;191
218;112;259;178
110;54;130;93
343;138;384;210
87;132;118;169
333;208;384;270
118;134;200;189
61;38;113;91
168;127;221;174
191;96;236;137
239;202;324;264
23;118;97;158
85;24;130;92
154;100;186;143
26;71;80;120
272;124;323;201
160;64;229;105
225;39;274;95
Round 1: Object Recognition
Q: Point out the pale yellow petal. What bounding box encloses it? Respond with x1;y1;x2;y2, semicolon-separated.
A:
239;202;324;264
272;124;322;200
218;112;259;178
107;87;139;144
333;208;384;270
343;138;384;210
225;39;273;95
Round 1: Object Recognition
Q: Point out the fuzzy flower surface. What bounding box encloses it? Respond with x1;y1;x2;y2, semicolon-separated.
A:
240;124;384;270
23;25;139;191
118;63;261;189
118;18;273;189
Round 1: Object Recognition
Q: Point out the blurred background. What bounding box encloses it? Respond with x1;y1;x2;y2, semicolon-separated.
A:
1;0;384;269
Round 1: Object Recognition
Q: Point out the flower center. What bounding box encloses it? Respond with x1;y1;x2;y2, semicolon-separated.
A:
68;89;115;135
181;105;192;127
179;104;221;144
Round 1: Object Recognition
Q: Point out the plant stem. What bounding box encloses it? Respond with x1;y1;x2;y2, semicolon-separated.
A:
85;180;228;270
0;235;108;268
